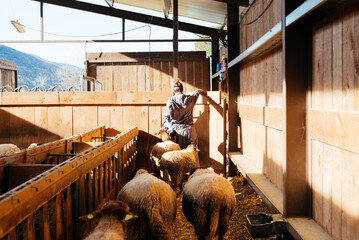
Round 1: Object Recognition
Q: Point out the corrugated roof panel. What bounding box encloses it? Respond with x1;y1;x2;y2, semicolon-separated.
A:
112;0;226;24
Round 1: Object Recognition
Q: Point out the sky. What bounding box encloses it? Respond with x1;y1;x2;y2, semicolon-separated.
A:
0;0;214;68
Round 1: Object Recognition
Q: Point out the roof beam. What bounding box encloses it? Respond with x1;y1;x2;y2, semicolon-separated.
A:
31;0;220;36
213;0;249;7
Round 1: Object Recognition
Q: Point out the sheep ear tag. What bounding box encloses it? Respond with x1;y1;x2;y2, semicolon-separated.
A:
87;214;94;220
123;212;138;222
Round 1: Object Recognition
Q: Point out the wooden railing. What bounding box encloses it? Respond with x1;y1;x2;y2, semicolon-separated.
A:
0;125;138;239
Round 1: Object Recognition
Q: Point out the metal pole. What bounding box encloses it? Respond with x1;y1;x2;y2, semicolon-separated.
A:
40;1;44;40
173;0;179;80
122;18;125;40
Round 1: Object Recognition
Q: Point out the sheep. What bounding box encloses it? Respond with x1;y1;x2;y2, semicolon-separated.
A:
116;169;177;240
83;200;137;240
159;144;199;191
182;168;236;240
151;127;181;176
27;143;39;149
0;144;20;157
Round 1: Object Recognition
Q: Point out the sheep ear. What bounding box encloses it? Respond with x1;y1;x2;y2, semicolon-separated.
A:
78;210;101;221
122;212;138;222
154;131;160;135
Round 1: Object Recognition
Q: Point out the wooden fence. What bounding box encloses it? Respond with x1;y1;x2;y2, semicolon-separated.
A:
86;51;210;92
0;125;138;239
0;91;224;172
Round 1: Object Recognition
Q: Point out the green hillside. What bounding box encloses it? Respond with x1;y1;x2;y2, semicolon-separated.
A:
0;44;84;89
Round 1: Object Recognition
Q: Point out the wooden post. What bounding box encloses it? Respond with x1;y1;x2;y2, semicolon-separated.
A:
227;3;240;152
223;97;227;177
173;0;179;80
211;36;219;91
283;0;309;217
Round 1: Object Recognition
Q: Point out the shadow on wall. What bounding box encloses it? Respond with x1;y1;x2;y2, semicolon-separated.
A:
0;108;61;149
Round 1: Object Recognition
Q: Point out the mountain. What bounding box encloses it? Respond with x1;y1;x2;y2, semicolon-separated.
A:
0;44;84;90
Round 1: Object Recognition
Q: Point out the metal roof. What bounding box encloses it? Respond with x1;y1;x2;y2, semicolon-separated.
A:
112;0;227;25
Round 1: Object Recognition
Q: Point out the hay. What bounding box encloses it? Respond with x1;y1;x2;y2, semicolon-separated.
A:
173;175;275;240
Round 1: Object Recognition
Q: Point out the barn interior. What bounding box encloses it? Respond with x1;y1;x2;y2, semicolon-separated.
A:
1;0;359;240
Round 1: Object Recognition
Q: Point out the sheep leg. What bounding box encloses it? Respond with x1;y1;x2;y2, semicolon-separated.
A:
162;169;170;183
147;208;173;240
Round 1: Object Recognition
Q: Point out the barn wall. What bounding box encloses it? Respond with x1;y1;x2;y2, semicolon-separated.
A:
86;51;209;92
0;91;223;171
239;48;283;191
240;0;282;53
235;0;359;238
310;6;359;239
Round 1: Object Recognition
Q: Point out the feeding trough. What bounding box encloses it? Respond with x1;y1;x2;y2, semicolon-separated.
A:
246;213;287;238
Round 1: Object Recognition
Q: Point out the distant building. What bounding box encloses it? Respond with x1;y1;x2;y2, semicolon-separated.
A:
0;59;17;89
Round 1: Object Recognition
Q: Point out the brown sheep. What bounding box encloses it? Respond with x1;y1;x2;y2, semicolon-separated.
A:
182;168;236;240
83;200;137;240
117;169;177;240
159;144;199;191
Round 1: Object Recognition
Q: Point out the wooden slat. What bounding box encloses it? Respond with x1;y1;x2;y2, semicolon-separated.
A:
153;61;162;91
59;92;117;105
34;107;49;144
322;144;333;233
323;20;333;110
116;91;172;104
312;23;324;109
148;106;162;135
331;147;342;240
1;92;58;105
98;106;111;127
186;60;195;92
238;104;264;125
354;9;359;112
27;213;35;240
137;62;146;91
309;109;359;154
264;106;283;130
341;149;354;240
342;10;355;112
56;193;64;240
332;13;343;111
73;107;97;134
129;63;137;91
312;140;323;225
64;186;73;240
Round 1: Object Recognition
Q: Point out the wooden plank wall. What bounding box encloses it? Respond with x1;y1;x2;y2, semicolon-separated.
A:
0;91;223;171
86;51;209;92
0;60;17;89
240;0;282;53
237;0;284;191
239;47;283;191
309;6;359;240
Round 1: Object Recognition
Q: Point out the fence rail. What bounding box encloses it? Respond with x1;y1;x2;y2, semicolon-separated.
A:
0;125;139;239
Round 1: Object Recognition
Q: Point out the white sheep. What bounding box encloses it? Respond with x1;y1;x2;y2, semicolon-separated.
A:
27;143;39;149
83;200;137;240
0;144;20;157
116;169;177;240
151;127;181;176
182;168;236;240
159;144;199;191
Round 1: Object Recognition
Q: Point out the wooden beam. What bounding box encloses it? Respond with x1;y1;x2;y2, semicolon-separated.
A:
31;0;220;36
213;0;249;7
227;3;240;152
283;0;310;218
211;36;219;90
